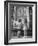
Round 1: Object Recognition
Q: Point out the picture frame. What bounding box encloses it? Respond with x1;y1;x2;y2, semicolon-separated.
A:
4;1;37;45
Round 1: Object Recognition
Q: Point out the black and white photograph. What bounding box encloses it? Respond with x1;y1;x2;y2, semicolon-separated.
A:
4;1;37;45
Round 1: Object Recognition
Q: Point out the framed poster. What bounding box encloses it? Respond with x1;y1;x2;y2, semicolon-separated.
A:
4;1;37;45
